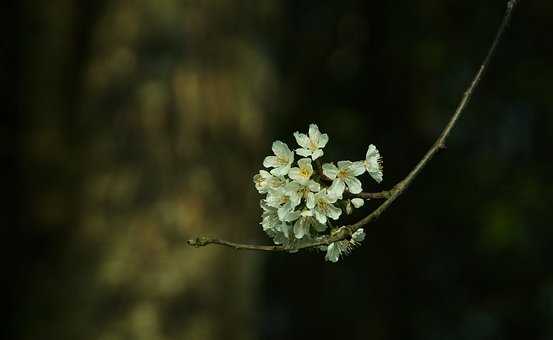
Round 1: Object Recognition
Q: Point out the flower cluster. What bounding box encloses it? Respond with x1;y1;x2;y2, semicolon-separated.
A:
253;124;383;262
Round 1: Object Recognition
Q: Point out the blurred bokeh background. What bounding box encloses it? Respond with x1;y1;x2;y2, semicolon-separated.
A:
8;0;553;339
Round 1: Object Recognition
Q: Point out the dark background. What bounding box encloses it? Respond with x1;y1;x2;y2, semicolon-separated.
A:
8;0;553;339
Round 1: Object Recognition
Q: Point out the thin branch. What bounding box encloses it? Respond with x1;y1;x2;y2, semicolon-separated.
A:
187;227;353;252
347;190;392;200
346;0;519;232
187;0;519;252
187;237;287;251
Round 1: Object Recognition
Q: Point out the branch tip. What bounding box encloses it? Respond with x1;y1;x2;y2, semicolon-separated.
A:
187;1;519;254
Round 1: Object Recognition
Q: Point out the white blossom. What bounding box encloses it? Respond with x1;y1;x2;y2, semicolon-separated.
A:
293;124;329;160
351;198;364;208
322;161;365;198
325;238;359;262
255;123;386;262
260;201;279;232
307;189;342;225
266;187;301;221
253;170;287;194
325;242;340;262
288;158;315;185
260;201;291;237
263;141;294;176
364;144;383;183
345;197;364;215
284;179;319;208
286;209;326;239
351;228;365;242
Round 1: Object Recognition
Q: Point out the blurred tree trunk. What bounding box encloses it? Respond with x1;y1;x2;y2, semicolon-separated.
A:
21;1;278;339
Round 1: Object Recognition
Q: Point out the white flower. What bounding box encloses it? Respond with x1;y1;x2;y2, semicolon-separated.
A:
284;177;320;207
286;209;326;239
325;238;358;262
351;198;364;208
322;161;365;198
345;198;364;215
307;189;342;225
364;144;383;183
260;201;292;239
293;124;329;160
351;228;365;242
260;201;284;231
325;242;340;262
253;170;287;194
263;141;294;176
288;158;315;185
260;201;280;232
266;187;301;221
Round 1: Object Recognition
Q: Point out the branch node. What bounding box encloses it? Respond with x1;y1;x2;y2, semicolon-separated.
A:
187;237;208;247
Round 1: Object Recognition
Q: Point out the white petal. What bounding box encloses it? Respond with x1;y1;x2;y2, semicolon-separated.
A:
293;220;308;239
337;160;352;169
311;149;324;160
366;144;380;160
272;140;290;157
278;205;291;221
325;189;339;203
352;228;365;242
265;190;283;208
267;175;287;190
329;179;345;198
322;163;338;179
280;223;291;238
318;133;329;148
294;132;310;149
344;176;362;194
297;158;312;171
314;210;327;224
301;209;313;217
368;169;383;183
270;165;290;176
345;200;353;215
349;161;366;176
325;243;340;263
327;204;342;220
263;155;278;168
253;174;266;193
284;181;301;193
306;180;320;192
308;124;320;140
288;168;303;182
351;198;365;208
306;192;315;209
295;148;312;157
289;194;302;210
284;210;301;222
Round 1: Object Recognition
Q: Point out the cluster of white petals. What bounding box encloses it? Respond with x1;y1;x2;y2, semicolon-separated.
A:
254;123;384;262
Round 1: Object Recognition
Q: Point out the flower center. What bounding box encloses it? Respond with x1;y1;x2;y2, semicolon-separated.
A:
308;139;318;151
271;177;284;188
317;200;329;213
277;156;288;165
337;169;349;179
